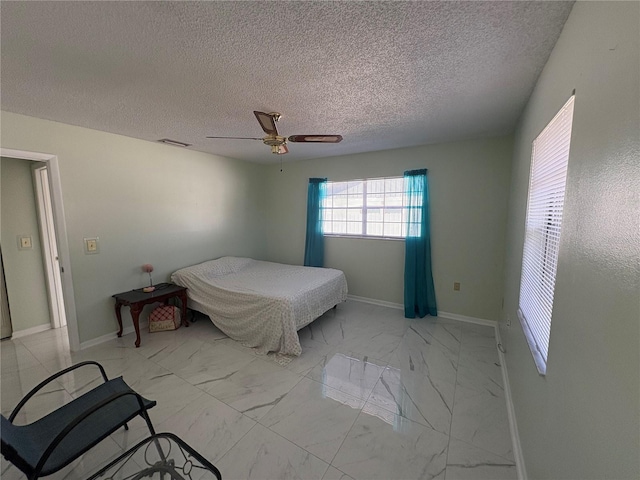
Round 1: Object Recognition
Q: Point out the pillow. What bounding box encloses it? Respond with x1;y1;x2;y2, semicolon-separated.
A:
149;305;181;332
201;256;253;276
172;256;253;283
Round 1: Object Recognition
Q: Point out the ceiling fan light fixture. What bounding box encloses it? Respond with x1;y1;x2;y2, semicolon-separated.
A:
272;144;288;155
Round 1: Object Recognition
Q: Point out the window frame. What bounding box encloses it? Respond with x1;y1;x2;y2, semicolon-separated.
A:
321;176;411;240
518;94;575;376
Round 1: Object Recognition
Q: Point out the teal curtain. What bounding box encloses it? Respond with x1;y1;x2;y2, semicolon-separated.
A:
404;169;437;318
304;178;327;267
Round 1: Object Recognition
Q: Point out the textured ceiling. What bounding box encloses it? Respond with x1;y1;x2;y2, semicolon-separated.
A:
1;1;574;164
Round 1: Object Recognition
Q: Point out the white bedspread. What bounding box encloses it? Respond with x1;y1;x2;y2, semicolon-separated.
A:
171;257;348;356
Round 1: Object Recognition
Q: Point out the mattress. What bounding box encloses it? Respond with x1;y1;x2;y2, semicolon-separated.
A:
171;257;348;356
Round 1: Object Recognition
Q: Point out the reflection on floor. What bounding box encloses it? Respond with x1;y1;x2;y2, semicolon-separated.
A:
1;300;517;480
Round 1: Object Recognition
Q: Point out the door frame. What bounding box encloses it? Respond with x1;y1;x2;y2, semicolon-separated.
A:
1;247;12;339
1;147;80;351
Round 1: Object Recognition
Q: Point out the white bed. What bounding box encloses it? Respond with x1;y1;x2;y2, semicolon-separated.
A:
170;257;348;357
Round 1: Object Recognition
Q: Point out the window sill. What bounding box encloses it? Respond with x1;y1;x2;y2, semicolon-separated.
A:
517;308;547;376
324;234;405;242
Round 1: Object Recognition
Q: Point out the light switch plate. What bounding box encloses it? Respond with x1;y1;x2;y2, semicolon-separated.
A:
84;237;100;255
18;235;33;250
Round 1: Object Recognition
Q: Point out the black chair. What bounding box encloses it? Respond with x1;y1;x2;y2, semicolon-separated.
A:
1;361;157;479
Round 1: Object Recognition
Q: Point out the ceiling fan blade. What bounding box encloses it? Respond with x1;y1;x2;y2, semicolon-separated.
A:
288;135;343;143
253;111;279;136
206;136;263;140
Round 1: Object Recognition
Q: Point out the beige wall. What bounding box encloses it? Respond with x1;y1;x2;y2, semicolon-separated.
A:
0;111;513;344
0;112;268;344
501;2;639;478
1;157;51;332
264;137;513;321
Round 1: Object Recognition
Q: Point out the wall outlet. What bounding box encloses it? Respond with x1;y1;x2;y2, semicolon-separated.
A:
18;235;33;250
506;315;512;327
453;282;461;291
84;237;100;255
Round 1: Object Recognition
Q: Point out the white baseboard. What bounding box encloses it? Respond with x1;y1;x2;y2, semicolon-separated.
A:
347;294;403;310
346;295;497;329
11;323;51;339
495;325;527;480
79;320;149;350
438;311;497;328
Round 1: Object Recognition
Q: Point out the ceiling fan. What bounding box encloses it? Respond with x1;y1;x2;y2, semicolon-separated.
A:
207;111;343;155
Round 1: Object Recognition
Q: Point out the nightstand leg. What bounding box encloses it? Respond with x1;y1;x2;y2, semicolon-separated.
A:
130;304;143;347
179;292;189;327
115;302;124;337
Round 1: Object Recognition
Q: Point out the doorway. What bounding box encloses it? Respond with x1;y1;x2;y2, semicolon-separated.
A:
0;148;79;351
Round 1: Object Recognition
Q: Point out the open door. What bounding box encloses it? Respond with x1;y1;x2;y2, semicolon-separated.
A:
33;165;67;329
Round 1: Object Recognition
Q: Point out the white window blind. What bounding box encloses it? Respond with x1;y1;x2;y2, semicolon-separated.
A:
518;95;575;375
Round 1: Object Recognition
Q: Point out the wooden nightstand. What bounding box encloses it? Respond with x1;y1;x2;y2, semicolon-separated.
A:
112;283;188;347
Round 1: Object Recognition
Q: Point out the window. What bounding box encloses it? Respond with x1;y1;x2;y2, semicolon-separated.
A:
518;95;575;375
322;177;421;238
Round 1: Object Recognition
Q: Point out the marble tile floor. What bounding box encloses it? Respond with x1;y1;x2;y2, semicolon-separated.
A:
1;300;517;480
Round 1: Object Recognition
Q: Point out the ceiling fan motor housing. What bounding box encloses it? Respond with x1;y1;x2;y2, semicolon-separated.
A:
263;135;287;146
